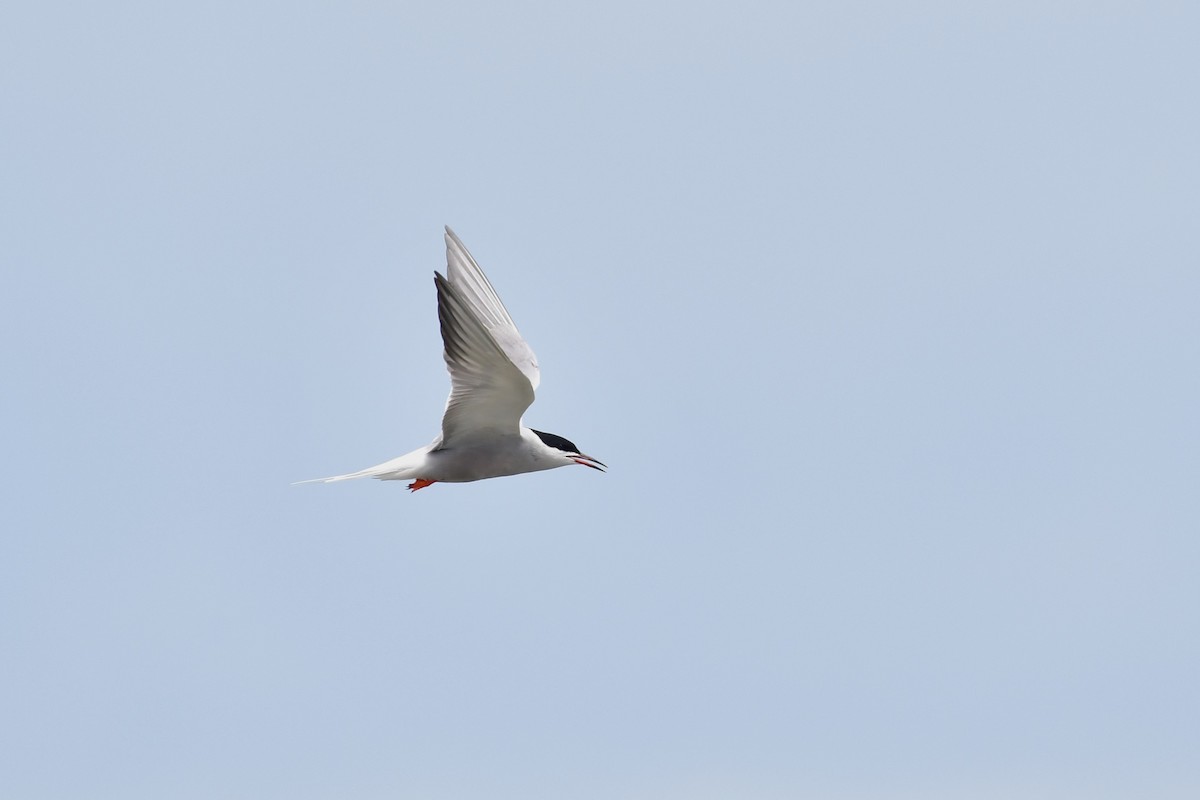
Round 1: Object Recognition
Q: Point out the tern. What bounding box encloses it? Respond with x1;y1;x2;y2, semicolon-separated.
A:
300;227;605;491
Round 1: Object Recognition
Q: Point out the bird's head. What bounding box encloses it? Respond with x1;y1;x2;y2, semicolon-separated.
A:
530;429;606;472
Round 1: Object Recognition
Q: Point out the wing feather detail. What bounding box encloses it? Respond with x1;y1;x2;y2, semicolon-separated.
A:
434;229;539;447
444;227;540;390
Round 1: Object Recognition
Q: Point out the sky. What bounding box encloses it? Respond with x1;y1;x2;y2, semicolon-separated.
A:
2;2;1198;798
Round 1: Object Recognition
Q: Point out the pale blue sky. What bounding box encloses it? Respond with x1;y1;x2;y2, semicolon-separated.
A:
3;2;1198;798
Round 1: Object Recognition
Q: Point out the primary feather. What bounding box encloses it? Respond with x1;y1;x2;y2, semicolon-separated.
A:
436;227;541;448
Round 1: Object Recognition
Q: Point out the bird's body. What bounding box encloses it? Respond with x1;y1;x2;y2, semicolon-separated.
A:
301;228;604;491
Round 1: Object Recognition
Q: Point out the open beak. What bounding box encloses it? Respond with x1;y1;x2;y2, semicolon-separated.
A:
572;454;607;472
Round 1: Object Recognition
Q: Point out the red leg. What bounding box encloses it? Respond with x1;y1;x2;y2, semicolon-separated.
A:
408;478;437;492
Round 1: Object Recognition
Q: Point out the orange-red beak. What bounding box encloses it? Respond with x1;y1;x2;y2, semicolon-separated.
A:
573;454;607;472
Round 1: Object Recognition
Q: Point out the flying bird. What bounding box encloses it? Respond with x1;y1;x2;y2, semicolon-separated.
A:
300;227;605;491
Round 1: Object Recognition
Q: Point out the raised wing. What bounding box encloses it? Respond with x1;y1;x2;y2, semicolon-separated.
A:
435;228;541;447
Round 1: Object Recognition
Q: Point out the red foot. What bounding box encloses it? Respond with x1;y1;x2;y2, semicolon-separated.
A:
408;478;437;492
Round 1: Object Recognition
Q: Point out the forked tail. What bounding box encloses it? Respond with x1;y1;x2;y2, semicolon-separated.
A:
293;451;427;485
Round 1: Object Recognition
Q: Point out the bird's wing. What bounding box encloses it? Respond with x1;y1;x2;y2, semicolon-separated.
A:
435;227;541;447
